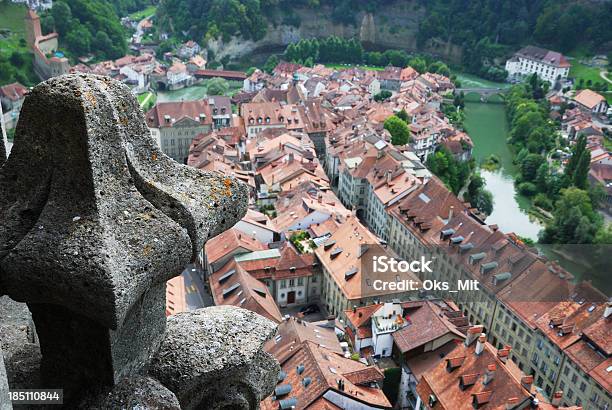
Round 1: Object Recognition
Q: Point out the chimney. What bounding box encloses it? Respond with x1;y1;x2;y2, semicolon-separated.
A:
551;391;563;407
448;205;454;222
327;315;335;328
497;347;510;363
604;298;612;318
465;325;484;346
475;334;486;355
520;375;533;391
483;364;496;385
505;397;519;409
318;192;323;203
288;153;294;163
386;170;392;184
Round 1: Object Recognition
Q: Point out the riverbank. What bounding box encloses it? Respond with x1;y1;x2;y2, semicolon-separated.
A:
463;101;543;241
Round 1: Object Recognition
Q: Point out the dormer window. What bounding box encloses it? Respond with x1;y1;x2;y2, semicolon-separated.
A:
265;116;270;123
258;117;262;124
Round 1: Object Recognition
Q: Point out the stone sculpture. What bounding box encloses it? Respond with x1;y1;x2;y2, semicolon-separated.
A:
0;74;279;409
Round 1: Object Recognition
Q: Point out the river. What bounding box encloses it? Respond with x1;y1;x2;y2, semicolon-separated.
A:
462;100;609;290
463;101;543;241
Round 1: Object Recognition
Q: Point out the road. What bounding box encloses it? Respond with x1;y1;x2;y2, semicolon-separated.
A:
132;13;154;45
182;264;213;310
600;70;612;85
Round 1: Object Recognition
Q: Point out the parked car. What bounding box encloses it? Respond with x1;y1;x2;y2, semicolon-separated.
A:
299;304;320;315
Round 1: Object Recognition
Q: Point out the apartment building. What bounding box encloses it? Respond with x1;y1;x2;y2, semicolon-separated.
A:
385;176;611;408
505;46;570;84
146;100;213;163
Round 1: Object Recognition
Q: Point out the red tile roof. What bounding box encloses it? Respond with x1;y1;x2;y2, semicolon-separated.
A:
146;100;212;128
209;259;282;324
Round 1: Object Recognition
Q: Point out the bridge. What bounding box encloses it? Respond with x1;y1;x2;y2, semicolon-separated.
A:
455;87;508;102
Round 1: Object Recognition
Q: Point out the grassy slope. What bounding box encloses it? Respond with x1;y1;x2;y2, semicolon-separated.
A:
129;5;157;21
0;1;38;86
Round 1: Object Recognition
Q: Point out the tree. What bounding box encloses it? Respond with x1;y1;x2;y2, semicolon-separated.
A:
65;25;92;56
426;148;471;195
396;109;409;123
206;78;229;95
9;52;25;68
520;154;545;182
408;57;426;73
263;55;279;74
564;135;590;189
540;187;602;244
51;1;72;34
373;90;392;102
384;115;411;145
92;32;113;58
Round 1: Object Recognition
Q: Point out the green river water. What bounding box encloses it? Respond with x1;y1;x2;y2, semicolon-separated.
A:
463;101;609;291
463;101;543;241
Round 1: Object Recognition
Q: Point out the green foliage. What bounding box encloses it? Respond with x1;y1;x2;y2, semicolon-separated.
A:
158;0;268;41
465;173;493;215
426;148;471;195
107;0;154;16
533;193;553;211
382;367;401;406
427;60;450;76
289;231;310;254
384;115;411;146
285;36;364;65
263;55;279;74
206;77;230;95
396;109;410;123
46;0;127;59
540;187;603;244
517;181;537;197
564;135;590;190
481;154;501;171
418;0;611;56
373;90;392;102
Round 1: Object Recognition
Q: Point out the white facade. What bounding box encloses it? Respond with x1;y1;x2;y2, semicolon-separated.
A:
505;51;570;84
233;219;276;244
370;302;403;357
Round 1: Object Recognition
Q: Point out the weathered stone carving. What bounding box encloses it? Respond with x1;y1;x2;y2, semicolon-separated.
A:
0;74;279;408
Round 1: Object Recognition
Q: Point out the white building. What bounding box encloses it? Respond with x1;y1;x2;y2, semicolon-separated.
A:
505;46;570;84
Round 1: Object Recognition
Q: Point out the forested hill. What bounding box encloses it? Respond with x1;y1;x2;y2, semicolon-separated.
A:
156;0;612;56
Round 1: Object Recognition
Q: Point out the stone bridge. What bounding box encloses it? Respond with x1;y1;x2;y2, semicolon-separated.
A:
455;87;508;102
0;74;280;409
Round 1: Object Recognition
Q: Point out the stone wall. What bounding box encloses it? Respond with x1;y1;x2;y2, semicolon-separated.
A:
0;74;279;409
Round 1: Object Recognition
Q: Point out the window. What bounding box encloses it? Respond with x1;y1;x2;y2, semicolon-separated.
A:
579;382;586;393
537;339;544;349
280;280;287;289
571;374;578;383
297;277;304;286
567;390;574;399
289;279;295;287
563;366;570;376
312;276;317;283
559;381;565;391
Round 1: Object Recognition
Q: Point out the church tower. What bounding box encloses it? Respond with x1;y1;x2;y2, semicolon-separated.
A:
24;8;42;49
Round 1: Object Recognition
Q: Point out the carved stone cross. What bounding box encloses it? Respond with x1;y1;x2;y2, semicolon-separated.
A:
0;74;279;408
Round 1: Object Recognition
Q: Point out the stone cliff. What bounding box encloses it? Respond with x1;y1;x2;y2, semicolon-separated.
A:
208;2;463;64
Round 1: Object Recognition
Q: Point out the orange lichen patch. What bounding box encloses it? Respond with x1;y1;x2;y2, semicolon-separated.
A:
143;244;153;256
223;178;233;196
151;152;158;161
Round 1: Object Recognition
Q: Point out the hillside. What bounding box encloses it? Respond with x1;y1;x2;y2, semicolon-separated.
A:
156;0;612;65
